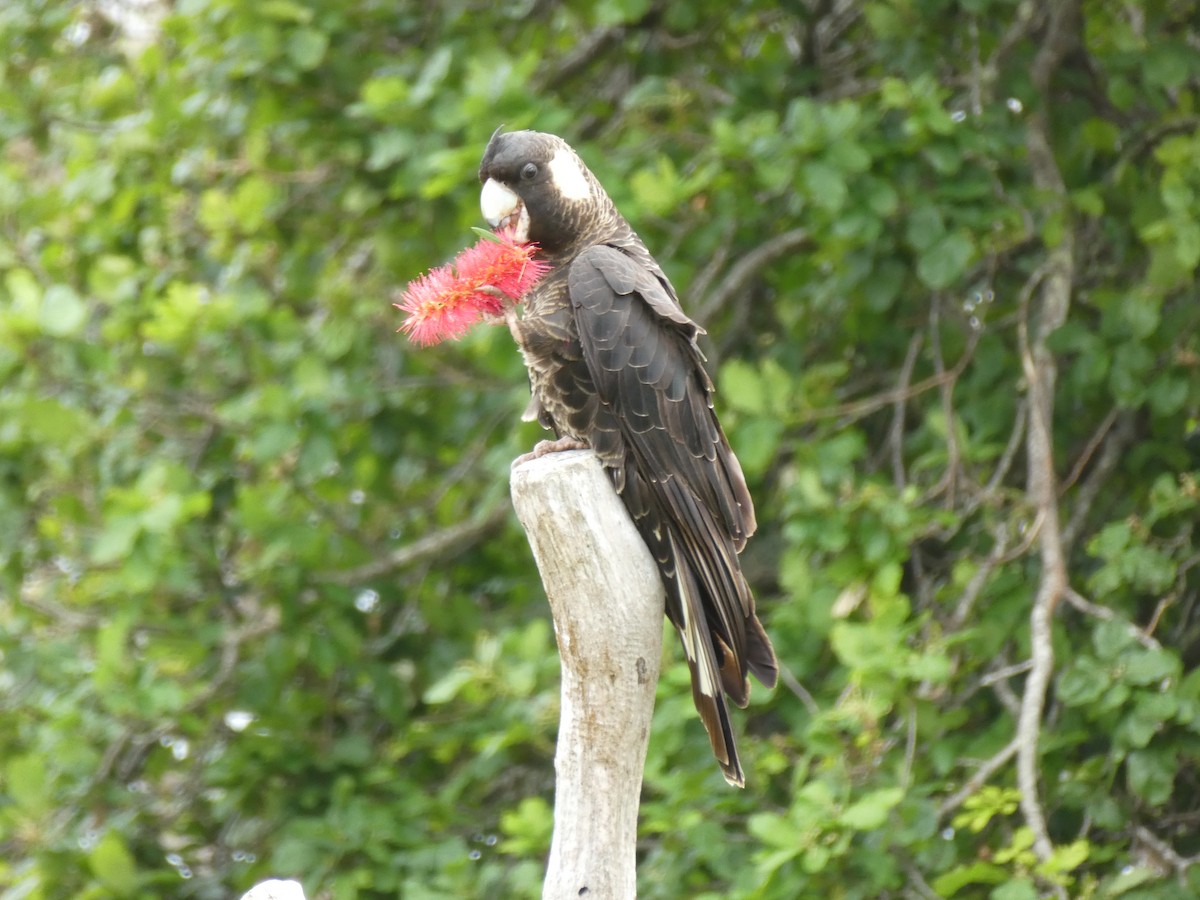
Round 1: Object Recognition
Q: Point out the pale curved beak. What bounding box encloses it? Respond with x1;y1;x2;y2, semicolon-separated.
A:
481;178;519;228
480;177;530;242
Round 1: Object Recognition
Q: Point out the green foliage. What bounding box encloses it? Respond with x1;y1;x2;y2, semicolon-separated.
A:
1;1;1198;898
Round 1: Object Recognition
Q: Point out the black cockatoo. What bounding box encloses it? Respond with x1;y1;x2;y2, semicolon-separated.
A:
479;129;777;787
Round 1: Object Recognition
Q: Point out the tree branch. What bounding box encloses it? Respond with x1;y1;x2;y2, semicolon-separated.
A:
1062;587;1162;651
889;331;925;488
1014;0;1080;865
1061;411;1136;552
315;505;510;585
694;227;809;323
937;737;1020;823
1133;825;1200;878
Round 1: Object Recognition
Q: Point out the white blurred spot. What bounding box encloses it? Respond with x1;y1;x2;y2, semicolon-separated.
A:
96;0;165;51
65;21;92;45
950;110;966;123
355;589;380;613
240;880;308;900
224;710;255;732
1006;97;1023;113
831;583;868;619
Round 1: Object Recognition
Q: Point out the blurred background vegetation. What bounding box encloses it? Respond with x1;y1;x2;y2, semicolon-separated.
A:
1;0;1199;897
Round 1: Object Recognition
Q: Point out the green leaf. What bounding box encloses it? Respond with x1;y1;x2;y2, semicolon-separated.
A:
1110;342;1155;405
748;811;806;848
917;231;974;289
1102;866;1163;896
720;359;766;415
932;861;1008;895
499;796;553;855
839;786;904;830
1174;217;1200;270
803;161;848;212
1126;748;1175;805
422;666;475;704
1144;44;1192;90
5;753;50;815
1093;619;1136;660
731;419;784;477
39;284;88;337
630;156;682;216
1057;657;1109;707
90;515;142;564
1121;647;1180;686
286;27;329;70
593;0;652;26
991;879;1039;900
470;226;503;243
88;831;139;895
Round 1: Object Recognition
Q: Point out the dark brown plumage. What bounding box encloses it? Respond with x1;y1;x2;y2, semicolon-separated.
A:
479;129;777;786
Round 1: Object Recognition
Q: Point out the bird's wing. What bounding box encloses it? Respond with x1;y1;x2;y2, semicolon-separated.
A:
566;243;776;785
567;243;756;548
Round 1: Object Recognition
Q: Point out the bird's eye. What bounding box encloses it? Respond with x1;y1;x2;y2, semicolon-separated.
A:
520;163;538;181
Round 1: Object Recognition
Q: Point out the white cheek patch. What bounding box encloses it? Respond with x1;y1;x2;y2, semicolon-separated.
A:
547;147;592;202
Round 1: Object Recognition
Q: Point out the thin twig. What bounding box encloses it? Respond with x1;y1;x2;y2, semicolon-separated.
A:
316;505;510;585
1062;587;1162;651
992;674;1022;717
532;23;628;89
686;219;738;308
778;663;820;716
902;704;918;787
950;521;1011;630
889;332;925;488
1134;825;1200;876
929;296;962;507
806;329;980;425
902;860;942;900
1058;407;1119;495
937;737;1020;822
979;659;1034;687
983;399;1028;497
694;228;809;323
1061;412;1135;552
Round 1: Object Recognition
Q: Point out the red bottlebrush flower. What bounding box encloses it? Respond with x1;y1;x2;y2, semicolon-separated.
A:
396;227;550;346
396;265;489;347
454;229;549;300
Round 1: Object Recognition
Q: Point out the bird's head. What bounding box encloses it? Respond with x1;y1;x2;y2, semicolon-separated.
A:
478;129;610;257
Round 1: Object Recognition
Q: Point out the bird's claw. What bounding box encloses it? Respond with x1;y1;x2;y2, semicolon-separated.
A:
512;437;590;468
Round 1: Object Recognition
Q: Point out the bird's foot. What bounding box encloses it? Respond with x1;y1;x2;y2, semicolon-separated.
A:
479;302;522;343
512;437;590;468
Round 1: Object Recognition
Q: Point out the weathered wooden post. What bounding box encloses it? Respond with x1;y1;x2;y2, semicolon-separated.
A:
510;449;665;900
